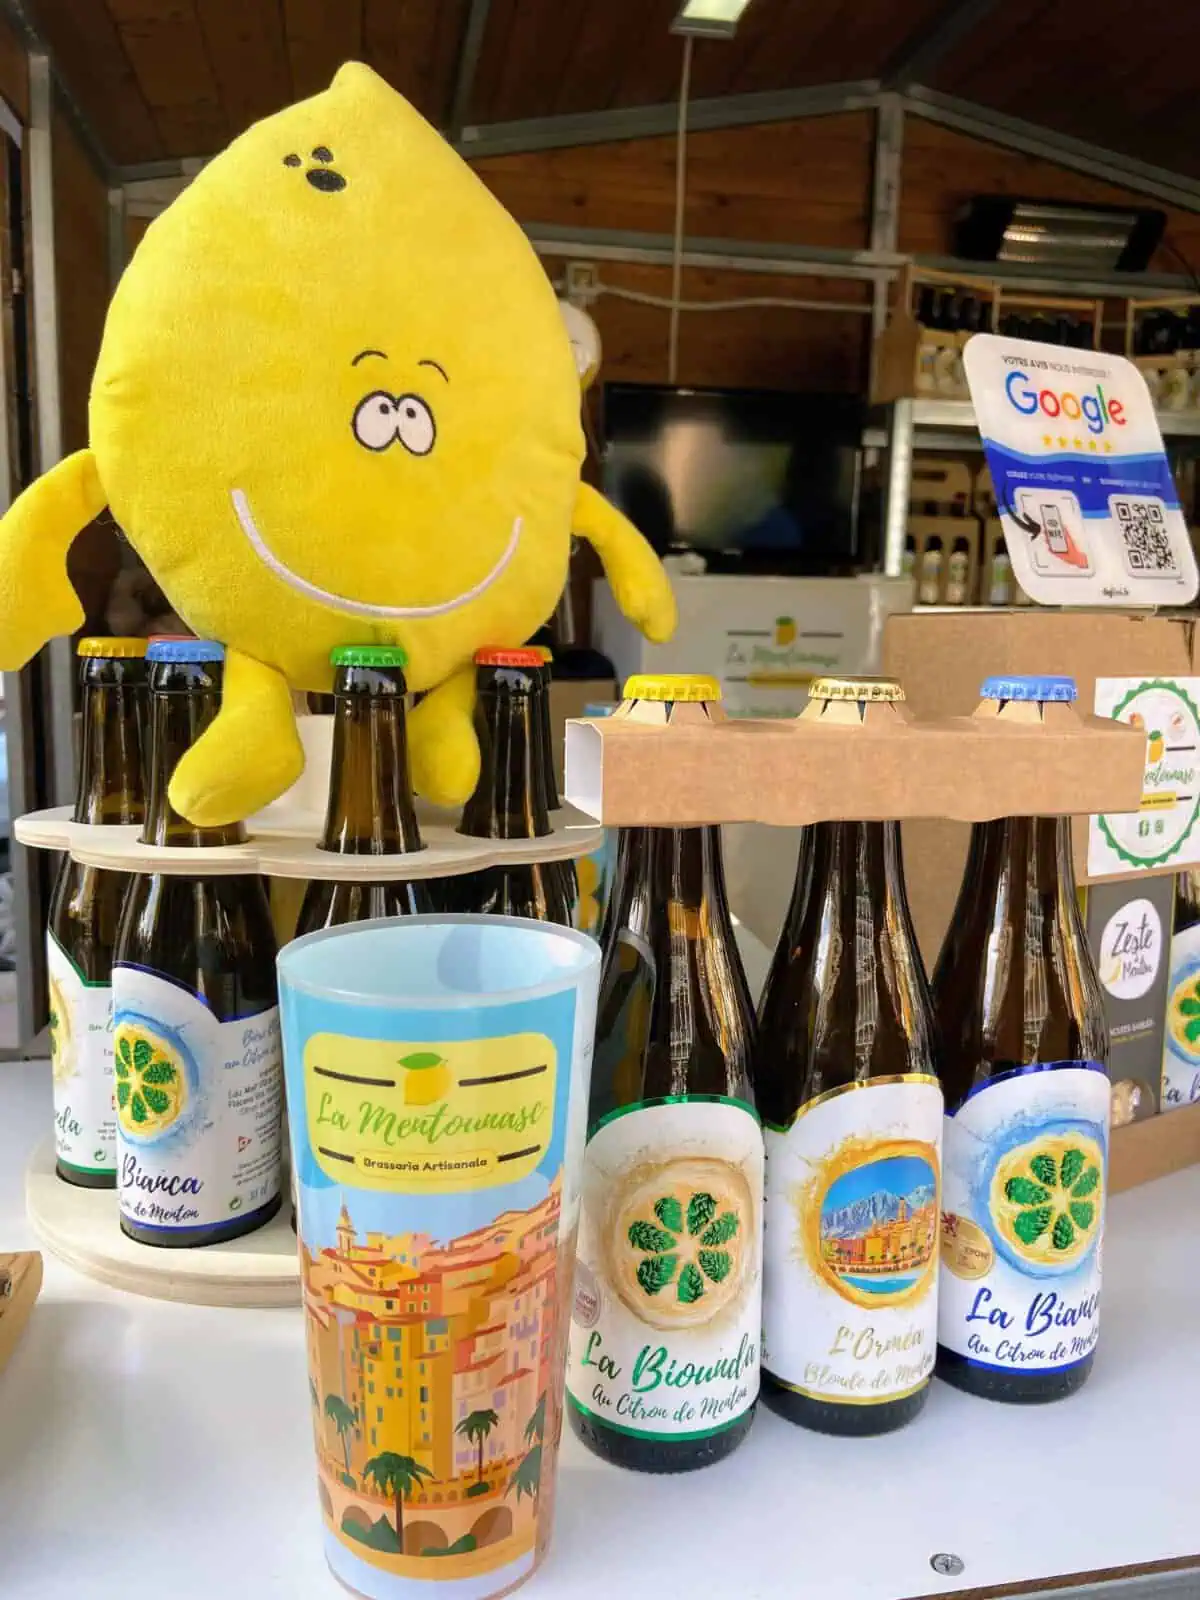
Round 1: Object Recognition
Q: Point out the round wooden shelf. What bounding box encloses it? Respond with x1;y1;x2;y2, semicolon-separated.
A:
25;1141;301;1308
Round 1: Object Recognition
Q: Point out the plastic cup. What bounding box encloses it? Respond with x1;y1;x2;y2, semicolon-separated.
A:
278;915;601;1600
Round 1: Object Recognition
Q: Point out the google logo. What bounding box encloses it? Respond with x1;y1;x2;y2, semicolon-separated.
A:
1005;369;1127;435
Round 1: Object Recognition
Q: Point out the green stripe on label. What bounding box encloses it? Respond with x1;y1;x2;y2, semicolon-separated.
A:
47;930;111;990
588;1093;759;1139
566;1391;751;1443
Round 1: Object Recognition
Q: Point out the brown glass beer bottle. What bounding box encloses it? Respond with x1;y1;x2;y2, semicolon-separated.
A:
47;637;148;1187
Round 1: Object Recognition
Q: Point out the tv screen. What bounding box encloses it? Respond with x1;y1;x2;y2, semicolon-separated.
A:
602;384;864;574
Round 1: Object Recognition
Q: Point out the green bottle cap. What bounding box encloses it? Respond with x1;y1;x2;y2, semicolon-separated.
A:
329;645;409;668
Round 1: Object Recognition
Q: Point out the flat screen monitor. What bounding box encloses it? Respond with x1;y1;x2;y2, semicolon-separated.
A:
602;383;864;574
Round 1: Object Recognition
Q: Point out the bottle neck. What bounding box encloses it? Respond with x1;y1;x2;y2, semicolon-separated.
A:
142;675;243;848
321;689;422;855
606;825;739;951
75;669;146;825
459;680;550;840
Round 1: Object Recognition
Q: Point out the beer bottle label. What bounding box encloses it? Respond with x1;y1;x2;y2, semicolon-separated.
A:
940;1062;1109;1374
47;932;117;1178
762;1078;942;1406
112;966;283;1237
1163;921;1200;1109
565;1098;762;1441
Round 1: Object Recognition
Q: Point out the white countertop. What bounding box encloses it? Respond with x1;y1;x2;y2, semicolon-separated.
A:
0;1056;1196;1600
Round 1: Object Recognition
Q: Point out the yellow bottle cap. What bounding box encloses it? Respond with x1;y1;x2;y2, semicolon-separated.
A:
808;675;905;703
76;636;148;659
622;673;722;703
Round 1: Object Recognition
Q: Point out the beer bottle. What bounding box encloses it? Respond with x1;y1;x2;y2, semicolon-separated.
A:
47;637;148;1188
934;674;1109;1402
1162;869;1200;1111
566;675;762;1473
112;639;283;1247
295;645;435;936
449;647;575;924
756;677;941;1437
532;643;581;923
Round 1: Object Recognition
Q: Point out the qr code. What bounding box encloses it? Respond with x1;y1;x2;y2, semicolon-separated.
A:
1113;497;1178;574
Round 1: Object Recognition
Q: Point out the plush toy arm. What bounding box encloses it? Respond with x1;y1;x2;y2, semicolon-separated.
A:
409;664;479;807
572;482;676;643
168;648;304;827
0;449;101;669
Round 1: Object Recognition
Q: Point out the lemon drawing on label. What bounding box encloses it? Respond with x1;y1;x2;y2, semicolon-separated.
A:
608;1156;754;1331
990;1132;1104;1271
1167;972;1200;1060
113;1025;187;1136
399;1051;452;1106
48;974;74;1085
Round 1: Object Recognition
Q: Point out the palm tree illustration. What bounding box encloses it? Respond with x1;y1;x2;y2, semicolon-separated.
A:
524;1392;546;1446
456;1408;500;1483
324;1393;357;1480
362;1453;433;1548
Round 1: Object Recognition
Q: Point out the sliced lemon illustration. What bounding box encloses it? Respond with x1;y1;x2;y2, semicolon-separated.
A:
1167;973;1200;1060
113;1026;186;1135
400;1051;452;1106
48;975;74;1085
990;1132;1104;1271
608;1157;753;1331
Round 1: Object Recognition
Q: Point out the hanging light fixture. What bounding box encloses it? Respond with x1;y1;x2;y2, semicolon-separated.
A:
672;0;756;39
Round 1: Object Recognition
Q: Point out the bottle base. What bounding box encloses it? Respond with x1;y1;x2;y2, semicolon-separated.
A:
567;1395;756;1472
761;1371;929;1435
119;1193;282;1249
56;1161;116;1190
936;1344;1094;1403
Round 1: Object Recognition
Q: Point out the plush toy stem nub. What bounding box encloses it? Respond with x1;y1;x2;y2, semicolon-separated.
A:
0;449;99;670
168;648;304;827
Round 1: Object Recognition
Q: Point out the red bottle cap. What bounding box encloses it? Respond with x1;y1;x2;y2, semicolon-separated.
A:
474;647;544;667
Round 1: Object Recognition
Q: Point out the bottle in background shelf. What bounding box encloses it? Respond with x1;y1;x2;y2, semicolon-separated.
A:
987;532;1014;605
48;637;148;1188
934;675;1109;1402
918;536;942;604
1162;869;1200;1111
755;677;941;1436
944;536;971;605
574;702;618;938
531;642;580;921
448;647;575;924
294;645;435;936
565;674;762;1473
112;639;283;1247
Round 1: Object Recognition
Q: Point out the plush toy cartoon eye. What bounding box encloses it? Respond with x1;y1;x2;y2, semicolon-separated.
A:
352;391;400;452
394;394;436;456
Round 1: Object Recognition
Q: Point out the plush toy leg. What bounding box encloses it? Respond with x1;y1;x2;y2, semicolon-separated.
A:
168;648;304;827
0;449;101;669
572;482;676;644
409;664;479;807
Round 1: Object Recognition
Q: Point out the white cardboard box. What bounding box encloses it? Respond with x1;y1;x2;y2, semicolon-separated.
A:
592;572;913;718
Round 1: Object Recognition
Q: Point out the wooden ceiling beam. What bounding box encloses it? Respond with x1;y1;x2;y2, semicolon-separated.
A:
447;0;491;143
882;0;1002;90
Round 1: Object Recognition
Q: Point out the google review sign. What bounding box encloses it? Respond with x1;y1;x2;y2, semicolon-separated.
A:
963;333;1197;608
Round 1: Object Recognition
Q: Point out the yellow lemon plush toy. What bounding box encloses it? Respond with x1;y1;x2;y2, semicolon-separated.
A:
0;63;674;825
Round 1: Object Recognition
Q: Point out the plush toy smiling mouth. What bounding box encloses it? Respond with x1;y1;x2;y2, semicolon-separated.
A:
230;488;522;619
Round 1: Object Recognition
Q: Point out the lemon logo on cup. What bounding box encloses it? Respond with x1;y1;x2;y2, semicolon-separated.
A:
113;1025;187;1135
48;975;74;1085
608;1157;754;1331
399;1051;452;1106
990;1133;1104;1271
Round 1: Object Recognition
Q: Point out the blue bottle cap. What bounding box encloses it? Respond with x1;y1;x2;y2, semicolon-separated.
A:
583;703;615;718
980;674;1077;703
145;638;226;664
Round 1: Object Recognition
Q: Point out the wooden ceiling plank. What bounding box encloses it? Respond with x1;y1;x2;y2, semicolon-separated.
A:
31;0;163;165
463;0;516;123
685;0;787;100
610;0;689;110
363;0;459;122
198;0;293;135
107;0;229;157
550;1;643;116
724;0;862;94
283;0;365;102
491;0;589;123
